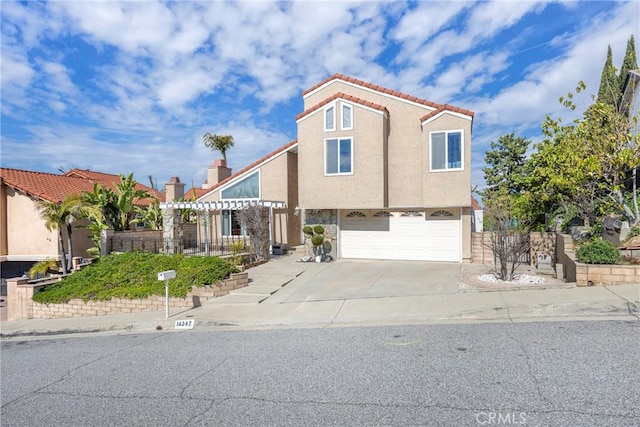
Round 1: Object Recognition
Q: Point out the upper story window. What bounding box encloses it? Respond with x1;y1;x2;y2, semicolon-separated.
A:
430;130;463;171
221;171;259;199
324;105;335;131
325;137;352;175
342;103;353;130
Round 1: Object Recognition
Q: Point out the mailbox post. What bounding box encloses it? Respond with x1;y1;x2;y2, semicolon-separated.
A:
157;270;176;318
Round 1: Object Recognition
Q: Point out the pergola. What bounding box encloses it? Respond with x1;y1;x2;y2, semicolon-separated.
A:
159;200;287;253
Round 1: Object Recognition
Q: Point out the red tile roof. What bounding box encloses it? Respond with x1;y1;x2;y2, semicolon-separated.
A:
0;167;161;205
65;169;163;202
295;92;388;121
471;197;482;210
420;104;475;123
302;74;474;122
197;139;298;201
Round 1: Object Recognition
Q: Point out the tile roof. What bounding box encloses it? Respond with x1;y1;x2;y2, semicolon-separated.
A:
420;105;475;123
302;73;474;121
295;92;388;121
303;73;442;109
197;139;298;201
471;197;482;210
0;167;161;205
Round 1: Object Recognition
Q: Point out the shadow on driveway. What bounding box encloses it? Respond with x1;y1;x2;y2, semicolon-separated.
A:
280;259;461;303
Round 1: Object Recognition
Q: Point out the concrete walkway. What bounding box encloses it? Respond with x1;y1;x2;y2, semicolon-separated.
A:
1;254;638;338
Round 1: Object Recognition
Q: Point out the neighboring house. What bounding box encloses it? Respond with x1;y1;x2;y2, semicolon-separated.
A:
167;74;475;262
0;168;160;278
471;197;484;233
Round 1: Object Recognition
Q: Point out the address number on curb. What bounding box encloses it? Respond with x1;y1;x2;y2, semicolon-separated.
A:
174;319;195;330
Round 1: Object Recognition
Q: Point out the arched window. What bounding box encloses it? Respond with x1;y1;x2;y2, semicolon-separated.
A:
346;211;366;217
401;211;423;217
373;211;392;217
430;210;454;217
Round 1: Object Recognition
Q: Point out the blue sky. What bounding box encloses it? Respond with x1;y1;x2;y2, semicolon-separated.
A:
1;1;638;192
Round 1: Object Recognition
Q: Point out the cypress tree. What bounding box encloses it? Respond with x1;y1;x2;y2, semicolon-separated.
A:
597;45;619;107
618;35;638;104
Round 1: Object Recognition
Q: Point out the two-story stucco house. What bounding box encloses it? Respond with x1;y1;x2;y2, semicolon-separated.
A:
179;74;475;263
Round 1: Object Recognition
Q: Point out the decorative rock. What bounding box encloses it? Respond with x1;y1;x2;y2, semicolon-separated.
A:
300;255;312;262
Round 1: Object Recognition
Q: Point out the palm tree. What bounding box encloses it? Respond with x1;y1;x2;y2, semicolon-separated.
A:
202;133;235;163
36;195;99;273
114;173;151;231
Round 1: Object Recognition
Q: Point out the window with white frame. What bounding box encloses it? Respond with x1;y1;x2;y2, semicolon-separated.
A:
430;131;462;171
221;171;259;199
342;103;353;130
324;105;335;131
222;210;247;236
325;137;353;175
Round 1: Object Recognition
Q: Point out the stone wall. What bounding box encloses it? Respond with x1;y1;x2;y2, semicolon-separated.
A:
471;232;556;266
304;209;337;259
9;272;248;320
555;233;640;285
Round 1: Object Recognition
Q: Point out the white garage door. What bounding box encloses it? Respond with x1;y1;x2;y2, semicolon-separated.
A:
340;209;461;262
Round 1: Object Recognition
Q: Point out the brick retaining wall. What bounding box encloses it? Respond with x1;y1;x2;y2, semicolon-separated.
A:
24;272;248;320
555;232;640;285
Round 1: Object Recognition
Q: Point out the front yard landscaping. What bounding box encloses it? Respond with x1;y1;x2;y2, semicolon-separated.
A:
32;252;238;304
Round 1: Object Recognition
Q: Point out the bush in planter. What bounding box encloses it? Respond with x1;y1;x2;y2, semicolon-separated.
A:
576;239;621;264
311;234;325;248
313;225;325;235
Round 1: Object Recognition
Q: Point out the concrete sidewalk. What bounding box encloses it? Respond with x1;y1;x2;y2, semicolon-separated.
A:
1;255;638;338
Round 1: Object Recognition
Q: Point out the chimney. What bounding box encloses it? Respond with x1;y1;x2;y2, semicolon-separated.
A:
164;176;185;202
203;159;232;189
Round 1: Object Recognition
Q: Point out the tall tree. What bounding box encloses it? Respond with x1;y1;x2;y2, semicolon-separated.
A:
202;133;235;163
36;195;98;273
482;133;530;197
597;45;620;108
618;35;638;108
525;83;640;228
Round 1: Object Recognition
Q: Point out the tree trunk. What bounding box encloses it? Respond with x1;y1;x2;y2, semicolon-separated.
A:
66;223;74;271
58;230;68;275
615;188;638;226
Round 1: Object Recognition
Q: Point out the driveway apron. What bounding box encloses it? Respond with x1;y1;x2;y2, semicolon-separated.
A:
279;259;461;303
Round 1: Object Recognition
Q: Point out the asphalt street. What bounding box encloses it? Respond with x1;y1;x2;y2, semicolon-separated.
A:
2;320;639;426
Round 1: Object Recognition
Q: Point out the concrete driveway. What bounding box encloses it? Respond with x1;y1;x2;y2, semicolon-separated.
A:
272;259;461;303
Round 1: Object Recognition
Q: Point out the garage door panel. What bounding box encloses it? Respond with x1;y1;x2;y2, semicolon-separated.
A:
340;211;460;262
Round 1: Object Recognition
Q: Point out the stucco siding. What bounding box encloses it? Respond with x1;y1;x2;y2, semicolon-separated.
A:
461;207;472;262
196;151;299;246
298;101;386;209
422;113;472;207
5;187;59;258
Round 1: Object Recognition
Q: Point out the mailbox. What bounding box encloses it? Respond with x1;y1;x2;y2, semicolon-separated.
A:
157;270;176;281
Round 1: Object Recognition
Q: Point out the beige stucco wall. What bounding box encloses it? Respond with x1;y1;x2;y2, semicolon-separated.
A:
422;113;472;207
4;186;58;259
0;185;95;262
461;207;472;262
199;151;300;246
300;81;471;209
1;182;7;256
298;100;387;209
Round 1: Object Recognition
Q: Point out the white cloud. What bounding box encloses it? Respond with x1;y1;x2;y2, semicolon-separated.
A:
466;1;639;129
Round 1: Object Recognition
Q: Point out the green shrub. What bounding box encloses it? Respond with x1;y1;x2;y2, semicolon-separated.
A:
311;234;324;247
29;259;59;278
302;225;313;235
32;252;238;304
576;240;621;264
313;225;325;235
